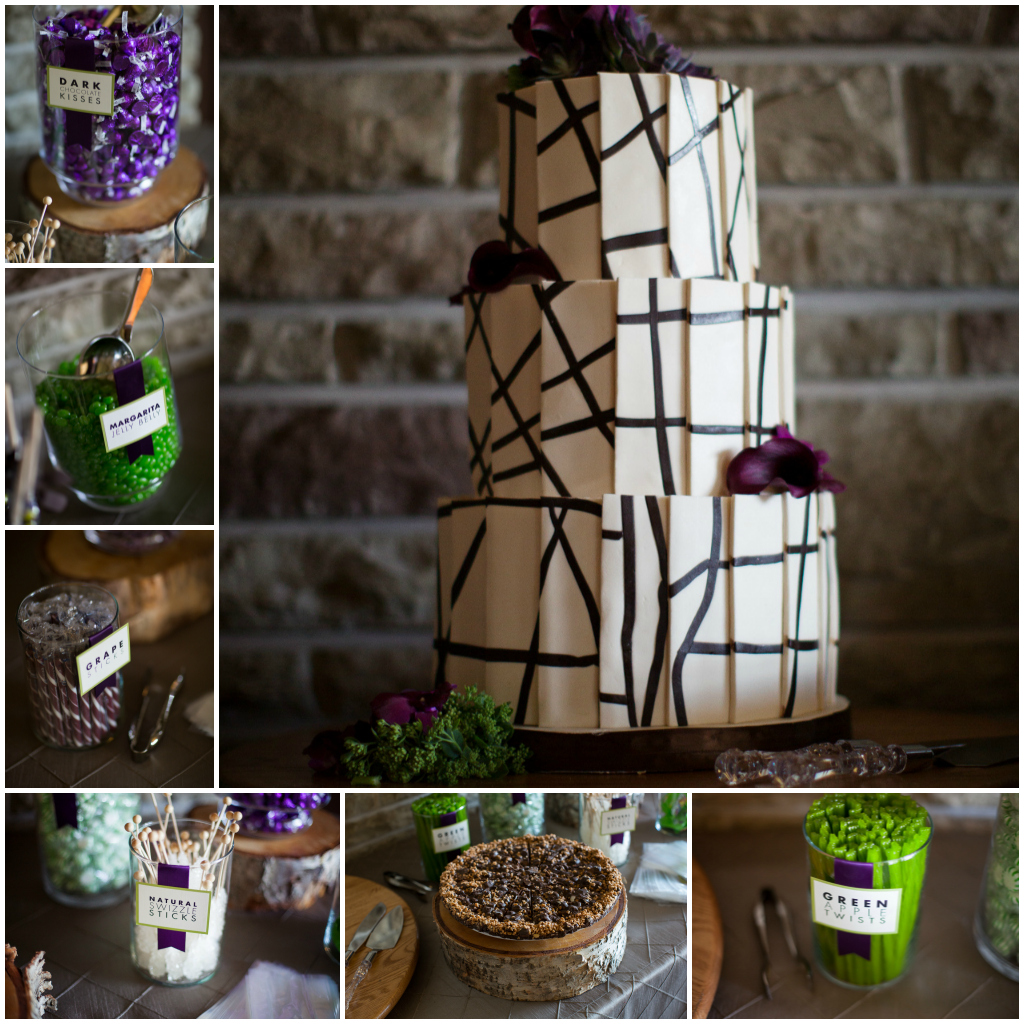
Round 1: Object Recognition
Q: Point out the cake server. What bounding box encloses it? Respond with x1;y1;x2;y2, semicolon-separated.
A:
345;901;386;964
345;905;403;1010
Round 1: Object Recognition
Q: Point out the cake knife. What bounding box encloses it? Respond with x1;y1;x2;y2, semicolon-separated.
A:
345;901;386;964
345;906;404;1011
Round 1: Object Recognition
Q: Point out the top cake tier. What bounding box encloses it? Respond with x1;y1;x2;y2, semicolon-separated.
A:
499;73;759;283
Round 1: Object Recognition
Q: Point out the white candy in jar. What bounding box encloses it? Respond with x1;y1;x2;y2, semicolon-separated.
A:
579;793;639;866
133;888;227;983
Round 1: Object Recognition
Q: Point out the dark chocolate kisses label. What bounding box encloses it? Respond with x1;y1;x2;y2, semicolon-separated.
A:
46;66;115;116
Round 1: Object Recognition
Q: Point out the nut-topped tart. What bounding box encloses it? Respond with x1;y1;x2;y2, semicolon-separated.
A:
439;834;624;939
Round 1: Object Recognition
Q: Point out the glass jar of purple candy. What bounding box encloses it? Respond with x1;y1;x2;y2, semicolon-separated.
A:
17;582;124;750
228;794;328;836
33;5;183;205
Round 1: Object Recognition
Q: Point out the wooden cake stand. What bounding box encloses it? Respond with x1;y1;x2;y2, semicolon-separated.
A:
513;697;851;772
434;890;627;1001
41;530;213;643
22;148;208;263
691;860;724;1019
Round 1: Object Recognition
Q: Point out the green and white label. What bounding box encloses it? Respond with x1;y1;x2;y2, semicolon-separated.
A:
100;387;168;452
431;819;470;853
600;806;637;836
810;878;902;934
136;883;212;934
76;622;130;695
46;65;114;116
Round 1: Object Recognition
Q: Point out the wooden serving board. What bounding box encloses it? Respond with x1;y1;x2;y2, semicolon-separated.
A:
345;876;418;1019
189;805;339;911
23;148;208;263
514;698;851;772
42;530;213;643
691;859;723;1019
434;890;627;1001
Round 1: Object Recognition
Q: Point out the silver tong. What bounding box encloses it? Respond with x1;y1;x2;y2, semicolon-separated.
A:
753;887;813;1000
129;670;185;761
383;871;434;902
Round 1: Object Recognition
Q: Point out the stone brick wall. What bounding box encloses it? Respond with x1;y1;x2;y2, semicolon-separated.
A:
4;5;206;156
218;6;1018;735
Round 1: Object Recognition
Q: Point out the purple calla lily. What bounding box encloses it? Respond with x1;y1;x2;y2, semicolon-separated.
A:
449;240;560;304
726;425;846;498
370;682;456;732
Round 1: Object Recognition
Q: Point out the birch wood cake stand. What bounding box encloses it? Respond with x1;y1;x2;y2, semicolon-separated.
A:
189;805;339;911
22;148;209;263
513;697;851;772
691;860;724;1019
434;889;628;1001
42;530;214;643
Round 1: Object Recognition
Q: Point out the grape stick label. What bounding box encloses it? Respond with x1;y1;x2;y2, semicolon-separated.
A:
100;387;168;452
600;806;638;836
76;622;130;695
46;66;115;116
431;818;470;853
136;883;212;935
810;879;902;934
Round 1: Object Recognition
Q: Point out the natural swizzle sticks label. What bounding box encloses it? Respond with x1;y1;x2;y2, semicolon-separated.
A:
599;805;638;836
136;882;212;935
810;878;902;935
76;622;131;695
100;387;168;453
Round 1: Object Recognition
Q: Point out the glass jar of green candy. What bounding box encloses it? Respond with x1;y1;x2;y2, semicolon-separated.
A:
479;793;544;841
17;288;182;509
974;793;1018;980
804;794;932;989
411;793;470;883
37;792;140;908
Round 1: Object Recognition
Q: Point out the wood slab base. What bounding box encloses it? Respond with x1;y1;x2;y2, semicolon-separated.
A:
513;698;852;773
434;890;627;1001
23;149;208;263
691;860;723;1019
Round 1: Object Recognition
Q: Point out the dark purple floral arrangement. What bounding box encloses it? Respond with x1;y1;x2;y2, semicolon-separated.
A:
449;240;560;304
507;5;712;90
727;426;846;498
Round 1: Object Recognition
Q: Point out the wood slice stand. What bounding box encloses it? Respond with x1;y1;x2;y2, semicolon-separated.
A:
189;804;340;912
513;698;851;773
41;530;213;643
691;860;723;1019
22;148;208;263
434;890;627;1001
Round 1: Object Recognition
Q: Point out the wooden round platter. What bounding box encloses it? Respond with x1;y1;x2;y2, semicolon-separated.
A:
346;876;419;1019
513;698;851;772
434;889;627;1001
691;859;724;1019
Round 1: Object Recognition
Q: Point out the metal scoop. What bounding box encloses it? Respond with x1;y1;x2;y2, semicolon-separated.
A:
76;267;153;376
129;669;185;761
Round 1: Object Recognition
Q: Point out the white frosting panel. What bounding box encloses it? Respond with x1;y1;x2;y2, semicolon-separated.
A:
784;493;821;718
780;287;797;431
498;86;538;251
745;283;783;448
464;294;493;497
718;81;757;282
819;491;841;708
446;500;489;690
435;500;453;684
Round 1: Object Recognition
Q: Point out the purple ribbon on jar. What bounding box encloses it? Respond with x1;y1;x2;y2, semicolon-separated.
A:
156;862;190;952
62;36;94;151
610;795;627;845
113;359;154;463
511;794;526;806
52;794;78;830
834;858;873;960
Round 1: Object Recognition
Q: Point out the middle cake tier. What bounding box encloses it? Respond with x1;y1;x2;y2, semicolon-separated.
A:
465;278;795;500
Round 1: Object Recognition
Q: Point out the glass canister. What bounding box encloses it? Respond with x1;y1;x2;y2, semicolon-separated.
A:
228;793;328;836
804;794;932;989
17;582;124;750
173;193;213;262
130;817;232;986
33;5;183;205
579;793;644;865
17;288;182;509
411;793;470;883
479;793;545;841
974;792;1019;980
37;793;139;907
655;793;687;834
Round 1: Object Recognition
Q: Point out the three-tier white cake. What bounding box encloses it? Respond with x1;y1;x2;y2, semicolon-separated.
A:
435;71;841;745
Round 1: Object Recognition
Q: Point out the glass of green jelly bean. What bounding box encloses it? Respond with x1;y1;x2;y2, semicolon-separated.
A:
17;288;183;509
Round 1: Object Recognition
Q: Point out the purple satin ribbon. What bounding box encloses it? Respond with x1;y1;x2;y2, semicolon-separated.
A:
113;359;154;464
62;37;94;151
84;621;118;695
156;862;190;952
610;795;627;846
834;858;873;960
52;794;78;829
511;794;526;805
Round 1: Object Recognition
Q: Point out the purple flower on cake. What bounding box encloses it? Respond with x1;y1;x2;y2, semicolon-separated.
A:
370;682;456;732
726;426;846;499
507;5;712;89
449;240;560;303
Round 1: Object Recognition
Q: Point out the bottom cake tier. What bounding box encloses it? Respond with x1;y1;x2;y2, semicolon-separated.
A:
435;491;839;729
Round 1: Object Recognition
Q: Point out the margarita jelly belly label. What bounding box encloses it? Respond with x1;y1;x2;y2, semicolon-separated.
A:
76;622;130;696
46;66;115;116
432;818;471;854
136;882;212;935
100;387;168;453
810;878;902;935
599;805;638;836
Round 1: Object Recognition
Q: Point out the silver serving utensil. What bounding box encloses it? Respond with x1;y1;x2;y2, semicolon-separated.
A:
345;901;386;965
753;896;774;999
765;889;813;990
384;870;434;902
76;267;153;376
345;905;403;1011
129;669;185;761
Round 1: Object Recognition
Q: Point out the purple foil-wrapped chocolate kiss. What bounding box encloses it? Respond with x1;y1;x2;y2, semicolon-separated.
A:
727;426;846;498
